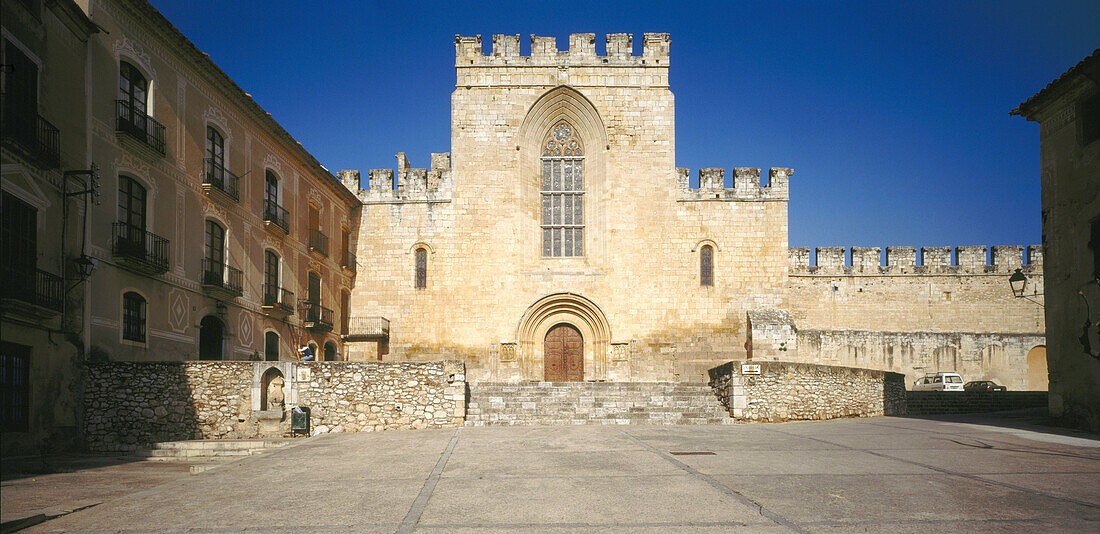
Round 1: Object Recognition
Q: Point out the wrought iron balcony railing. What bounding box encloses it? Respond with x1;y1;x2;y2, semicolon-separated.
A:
309;229;328;257
345;316;390;341
201;258;243;297
1;268;63;312
341;250;356;272
116;100;166;155
1;109;60;169
202;158;240;202
262;283;295;312
112;222;170;274
299;300;334;331
263;199;290;234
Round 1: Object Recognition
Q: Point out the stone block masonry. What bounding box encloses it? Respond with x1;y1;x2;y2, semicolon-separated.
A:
708;361;906;422
83;361;466;451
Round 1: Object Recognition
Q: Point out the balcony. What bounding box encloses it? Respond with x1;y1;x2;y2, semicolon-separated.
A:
341;250;356;273
201;158;240;203
343;316;390;342
1;110;60;169
116;100;166;155
112;222;170;274
262;284;294;315
201;258;243;299
0;268;63;319
263;199;290;235
308;229;328;257
299;300;334;332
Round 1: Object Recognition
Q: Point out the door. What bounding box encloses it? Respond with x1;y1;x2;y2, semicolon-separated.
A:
544;324;583;381
199;315;223;360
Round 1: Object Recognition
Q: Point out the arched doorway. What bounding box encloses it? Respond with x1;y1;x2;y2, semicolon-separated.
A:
1027;346;1048;390
324;341;337;361
544;324;583;381
516;293;612;382
260;367;285;411
199;315;223;360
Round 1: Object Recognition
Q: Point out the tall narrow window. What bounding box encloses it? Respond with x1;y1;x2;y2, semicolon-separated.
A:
117;176;146;232
206;126;225;182
118;61;147;127
541;121;584;257
265;170;278;206
1;192;37;298
2;39;38;136
264;251;279;305
122;292;146;342
341;291;350;335
307;272;321;304
415;248;427;289
1;342;31;432
204;220;225;285
700;245;714;286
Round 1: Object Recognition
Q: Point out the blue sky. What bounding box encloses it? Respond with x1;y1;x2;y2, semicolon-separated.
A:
152;0;1099;257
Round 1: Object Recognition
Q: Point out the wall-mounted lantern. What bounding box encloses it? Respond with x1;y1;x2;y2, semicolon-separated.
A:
1008;268;1043;307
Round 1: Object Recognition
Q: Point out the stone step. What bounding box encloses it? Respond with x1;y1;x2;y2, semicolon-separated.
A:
139;438;295;459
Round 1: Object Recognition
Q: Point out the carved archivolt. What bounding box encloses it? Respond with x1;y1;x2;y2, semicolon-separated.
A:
203;106;232;142
113;38;157;83
113;154;155;193
263;153;283;175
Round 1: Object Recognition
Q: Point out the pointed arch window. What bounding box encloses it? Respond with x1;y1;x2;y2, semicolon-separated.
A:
414;247;427;289
541;120;584;257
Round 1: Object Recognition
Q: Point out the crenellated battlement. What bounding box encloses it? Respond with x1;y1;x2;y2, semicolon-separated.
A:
340;152;453;204
676;167;791;202
788;245;1043;275
455;33;670;67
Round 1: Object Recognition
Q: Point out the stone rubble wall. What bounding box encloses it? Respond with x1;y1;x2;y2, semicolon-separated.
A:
709;361;906;422
83;361;465;451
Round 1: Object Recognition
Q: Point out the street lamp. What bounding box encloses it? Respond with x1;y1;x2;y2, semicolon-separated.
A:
1008;268;1028;298
72;254;96;281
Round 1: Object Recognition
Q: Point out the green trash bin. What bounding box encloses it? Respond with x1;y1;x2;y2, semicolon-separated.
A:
291;406;310;434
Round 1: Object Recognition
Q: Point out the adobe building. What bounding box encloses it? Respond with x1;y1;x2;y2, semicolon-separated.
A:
341;33;1047;388
1012;49;1100;433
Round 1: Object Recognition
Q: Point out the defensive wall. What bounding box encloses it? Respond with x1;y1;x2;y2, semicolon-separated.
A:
780;245;1046;390
83;361;466;451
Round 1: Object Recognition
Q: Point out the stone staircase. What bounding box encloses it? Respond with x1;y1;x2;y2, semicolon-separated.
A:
140;438;296;461
466;382;733;426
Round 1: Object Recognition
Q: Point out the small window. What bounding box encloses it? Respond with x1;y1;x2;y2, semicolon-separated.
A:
415;248;427;289
341;291;350;334
122;291;146;342
933;376;942;383
700;245;714;287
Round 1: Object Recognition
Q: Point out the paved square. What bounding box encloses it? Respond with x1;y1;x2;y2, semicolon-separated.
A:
15;416;1100;533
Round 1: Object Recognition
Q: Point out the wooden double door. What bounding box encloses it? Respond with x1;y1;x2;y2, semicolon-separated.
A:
544;324;583;381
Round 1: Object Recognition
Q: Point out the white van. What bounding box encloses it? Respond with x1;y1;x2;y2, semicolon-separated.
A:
912;372;964;391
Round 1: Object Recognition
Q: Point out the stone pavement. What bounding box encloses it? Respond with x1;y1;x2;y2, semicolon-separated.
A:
15;415;1100;533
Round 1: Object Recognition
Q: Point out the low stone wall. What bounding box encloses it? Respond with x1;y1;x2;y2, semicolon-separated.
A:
709;361;906;422
83;360;465;451
905;391;1047;415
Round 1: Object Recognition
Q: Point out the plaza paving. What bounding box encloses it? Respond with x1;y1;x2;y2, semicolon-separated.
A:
12;415;1100;533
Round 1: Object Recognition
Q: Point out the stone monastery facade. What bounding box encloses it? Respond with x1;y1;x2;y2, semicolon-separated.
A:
339;33;1047;389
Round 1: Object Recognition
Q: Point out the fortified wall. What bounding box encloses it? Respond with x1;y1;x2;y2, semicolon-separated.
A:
776;245;1046;389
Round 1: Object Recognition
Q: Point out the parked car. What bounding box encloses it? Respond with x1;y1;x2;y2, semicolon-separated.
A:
912;372;965;391
964;380;1007;392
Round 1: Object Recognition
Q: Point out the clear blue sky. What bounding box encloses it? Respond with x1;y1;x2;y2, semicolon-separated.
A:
152;0;1099;256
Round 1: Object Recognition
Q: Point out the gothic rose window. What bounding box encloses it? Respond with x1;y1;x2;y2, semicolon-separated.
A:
541;121;584;257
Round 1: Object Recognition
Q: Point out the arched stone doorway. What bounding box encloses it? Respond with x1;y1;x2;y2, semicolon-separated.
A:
199;315;224;360
515;293;611;381
544;324;583;381
259;367;285;411
1026;346;1048;390
324;341;337;361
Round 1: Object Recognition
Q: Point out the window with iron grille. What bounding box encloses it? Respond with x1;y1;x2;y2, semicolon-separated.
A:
415;248;427;289
122;292;146;342
541;121;584;257
0;342;31;432
700;245;714;287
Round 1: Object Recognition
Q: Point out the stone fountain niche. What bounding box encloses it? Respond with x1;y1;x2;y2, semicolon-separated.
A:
251;362;299;436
